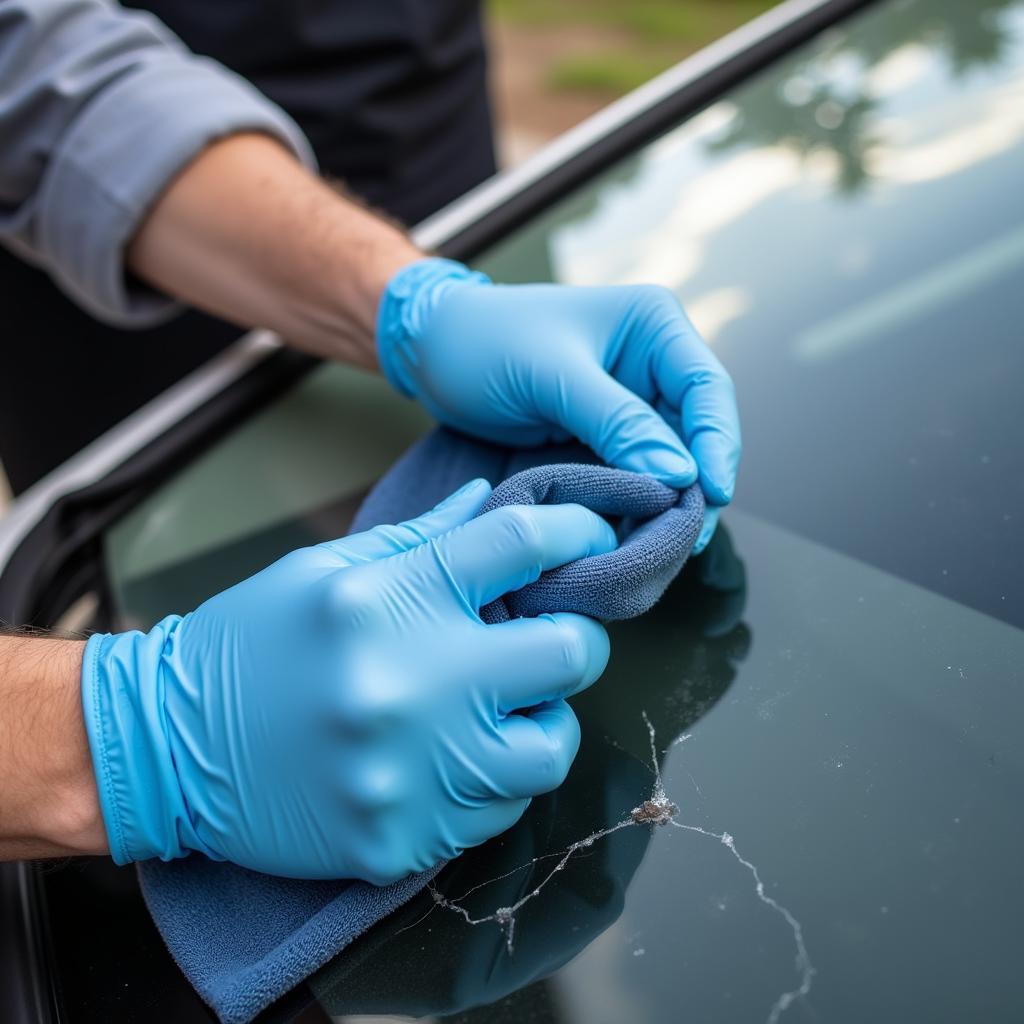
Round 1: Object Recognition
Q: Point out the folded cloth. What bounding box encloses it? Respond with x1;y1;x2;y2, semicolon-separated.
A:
138;858;443;1024
474;462;703;623
139;428;703;1024
349;429;705;626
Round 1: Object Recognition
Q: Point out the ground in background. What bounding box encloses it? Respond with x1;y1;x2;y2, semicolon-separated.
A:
488;0;779;161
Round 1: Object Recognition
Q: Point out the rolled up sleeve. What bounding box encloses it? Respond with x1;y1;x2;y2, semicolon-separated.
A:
0;0;316;327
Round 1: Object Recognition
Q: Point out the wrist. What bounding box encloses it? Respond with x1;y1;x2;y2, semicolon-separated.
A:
82;619;208;864
320;211;422;369
376;257;491;396
0;637;106;859
129;133;424;371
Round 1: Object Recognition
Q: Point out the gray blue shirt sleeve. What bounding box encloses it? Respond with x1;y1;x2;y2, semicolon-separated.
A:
0;0;316;326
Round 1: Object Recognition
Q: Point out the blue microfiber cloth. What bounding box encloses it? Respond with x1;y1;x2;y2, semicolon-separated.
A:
349;430;705;626
139;428;703;1024
138;857;442;1024
475;461;703;623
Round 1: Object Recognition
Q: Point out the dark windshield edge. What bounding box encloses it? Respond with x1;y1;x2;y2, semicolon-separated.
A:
0;863;59;1024
0;348;318;628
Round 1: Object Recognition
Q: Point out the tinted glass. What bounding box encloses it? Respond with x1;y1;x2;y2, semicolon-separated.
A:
101;1;1024;1022
480;0;1024;631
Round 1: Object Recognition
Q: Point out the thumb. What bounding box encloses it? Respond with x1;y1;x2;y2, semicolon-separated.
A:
319;477;491;563
555;366;697;487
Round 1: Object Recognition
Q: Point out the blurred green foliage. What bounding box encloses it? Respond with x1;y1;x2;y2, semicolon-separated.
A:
489;0;778;41
488;0;780;95
547;52;678;94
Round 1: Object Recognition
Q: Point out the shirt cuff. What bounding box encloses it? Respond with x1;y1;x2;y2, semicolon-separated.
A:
37;53;316;328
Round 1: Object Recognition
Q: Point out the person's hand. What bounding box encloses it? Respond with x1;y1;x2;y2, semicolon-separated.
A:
377;259;742;552
81;480;614;882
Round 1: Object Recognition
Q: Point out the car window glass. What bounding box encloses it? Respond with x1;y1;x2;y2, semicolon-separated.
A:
478;0;1024;630
98;3;1024;1021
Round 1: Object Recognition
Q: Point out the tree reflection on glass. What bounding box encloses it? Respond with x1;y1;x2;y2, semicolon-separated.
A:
706;0;1022;194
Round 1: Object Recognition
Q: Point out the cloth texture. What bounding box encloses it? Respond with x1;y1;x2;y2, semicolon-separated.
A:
140;428;702;1023
350;429;705;622
476;462;703;623
138;857;443;1024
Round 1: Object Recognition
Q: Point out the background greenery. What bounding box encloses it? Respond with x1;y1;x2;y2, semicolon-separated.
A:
489;0;780;97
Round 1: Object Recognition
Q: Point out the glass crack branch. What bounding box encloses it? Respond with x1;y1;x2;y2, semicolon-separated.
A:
420;711;815;1023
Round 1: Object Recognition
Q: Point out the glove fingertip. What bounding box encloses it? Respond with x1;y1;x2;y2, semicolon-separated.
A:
423;479;492;532
700;471;735;508
434;477;491;511
627;447;697;489
692;507;720;555
692;433;740;506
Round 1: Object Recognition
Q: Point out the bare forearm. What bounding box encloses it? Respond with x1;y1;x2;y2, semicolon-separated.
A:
0;637;107;860
127;133;423;369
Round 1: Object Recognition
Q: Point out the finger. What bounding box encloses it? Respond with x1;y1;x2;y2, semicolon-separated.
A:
360;791;532;880
543;364;697;488
650;402;720;553
437;503;618;610
489;700;582;799
319;478;491;562
448;796;533;854
692;505;720;555
483;612;609;711
651;313;741;505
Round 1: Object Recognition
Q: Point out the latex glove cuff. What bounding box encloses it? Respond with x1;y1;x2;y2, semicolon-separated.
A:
82;620;211;865
376;257;491;398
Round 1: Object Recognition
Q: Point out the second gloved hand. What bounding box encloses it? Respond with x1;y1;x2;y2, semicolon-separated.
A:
376;258;742;552
81;480;614;883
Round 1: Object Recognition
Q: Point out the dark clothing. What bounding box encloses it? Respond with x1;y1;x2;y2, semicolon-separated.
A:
128;0;495;226
0;0;494;494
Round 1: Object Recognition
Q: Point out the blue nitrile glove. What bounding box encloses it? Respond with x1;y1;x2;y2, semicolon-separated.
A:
81;479;614;883
377;258;742;553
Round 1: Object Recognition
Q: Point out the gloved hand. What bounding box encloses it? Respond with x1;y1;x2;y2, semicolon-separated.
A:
377;259;741;552
81;479;614;883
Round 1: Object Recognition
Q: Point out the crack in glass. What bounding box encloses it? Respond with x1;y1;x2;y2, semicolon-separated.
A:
418;711;814;1022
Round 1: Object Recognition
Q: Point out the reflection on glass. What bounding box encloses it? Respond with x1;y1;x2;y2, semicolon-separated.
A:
480;0;1024;631
708;0;1024;192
